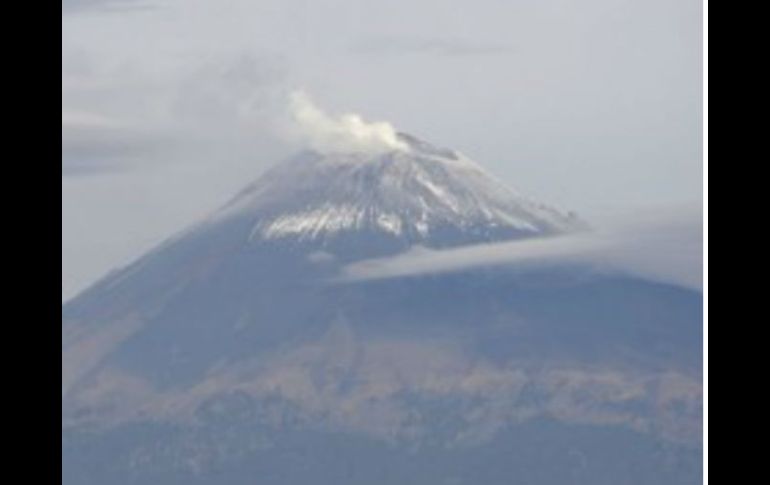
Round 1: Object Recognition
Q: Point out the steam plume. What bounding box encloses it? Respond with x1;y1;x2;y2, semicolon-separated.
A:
287;91;409;154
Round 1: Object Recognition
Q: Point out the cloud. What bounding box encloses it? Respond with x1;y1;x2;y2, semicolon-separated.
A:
354;36;514;57
62;0;154;14
169;54;288;127
61;52;290;177
338;205;702;290
286;91;409;154
595;205;703;290
62;112;170;175
340;233;604;281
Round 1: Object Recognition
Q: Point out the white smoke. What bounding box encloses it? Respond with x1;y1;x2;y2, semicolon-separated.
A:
287;91;409;154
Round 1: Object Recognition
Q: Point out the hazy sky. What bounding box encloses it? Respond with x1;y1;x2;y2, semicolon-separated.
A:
62;0;702;300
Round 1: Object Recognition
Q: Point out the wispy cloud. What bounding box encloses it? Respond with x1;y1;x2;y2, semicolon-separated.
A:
338;205;702;290
61;112;170;175
354;36;513;57
62;0;155;14
61;52;290;176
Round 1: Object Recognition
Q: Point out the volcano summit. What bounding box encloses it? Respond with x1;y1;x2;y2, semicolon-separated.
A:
205;133;583;255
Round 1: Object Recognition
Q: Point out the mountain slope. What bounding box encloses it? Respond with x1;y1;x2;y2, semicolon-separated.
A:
62;134;701;485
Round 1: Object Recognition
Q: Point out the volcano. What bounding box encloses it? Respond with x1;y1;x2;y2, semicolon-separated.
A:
62;134;702;485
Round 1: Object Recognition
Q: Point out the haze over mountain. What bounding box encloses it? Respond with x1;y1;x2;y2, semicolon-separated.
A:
62;125;702;484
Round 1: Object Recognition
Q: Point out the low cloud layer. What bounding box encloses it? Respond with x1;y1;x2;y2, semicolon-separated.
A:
287;91;409;155
339;205;702;290
62;112;170;174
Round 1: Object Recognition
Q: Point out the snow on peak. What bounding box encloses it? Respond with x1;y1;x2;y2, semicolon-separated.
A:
213;133;584;248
